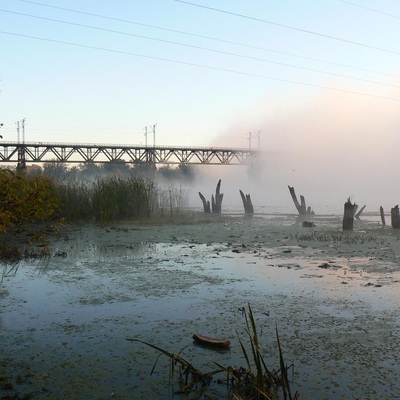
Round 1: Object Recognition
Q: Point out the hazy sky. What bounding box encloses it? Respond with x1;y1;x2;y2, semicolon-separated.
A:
1;0;400;210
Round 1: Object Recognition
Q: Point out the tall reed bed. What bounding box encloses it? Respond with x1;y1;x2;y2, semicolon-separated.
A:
54;181;93;221
157;182;189;216
55;176;188;223
94;176;157;221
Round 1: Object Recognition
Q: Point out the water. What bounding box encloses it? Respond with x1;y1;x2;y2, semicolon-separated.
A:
1;212;400;399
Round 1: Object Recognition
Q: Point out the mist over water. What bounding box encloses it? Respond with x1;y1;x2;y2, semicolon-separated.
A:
206;89;400;214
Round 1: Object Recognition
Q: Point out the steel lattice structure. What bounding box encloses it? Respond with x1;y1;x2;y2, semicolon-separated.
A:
0;142;259;166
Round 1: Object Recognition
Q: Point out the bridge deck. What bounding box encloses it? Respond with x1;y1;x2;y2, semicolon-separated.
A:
0;142;258;166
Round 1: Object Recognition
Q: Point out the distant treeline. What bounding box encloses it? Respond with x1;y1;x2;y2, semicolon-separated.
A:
23;160;196;183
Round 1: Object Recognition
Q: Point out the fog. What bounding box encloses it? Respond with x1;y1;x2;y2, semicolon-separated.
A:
194;89;400;215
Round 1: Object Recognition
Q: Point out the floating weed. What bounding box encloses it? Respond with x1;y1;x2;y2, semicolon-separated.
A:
290;231;385;245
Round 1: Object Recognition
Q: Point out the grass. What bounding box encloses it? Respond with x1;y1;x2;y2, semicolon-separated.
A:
128;304;299;400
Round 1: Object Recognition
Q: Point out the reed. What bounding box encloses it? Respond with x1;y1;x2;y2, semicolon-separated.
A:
157;182;189;216
91;176;156;222
54;181;93;221
54;176;191;223
55;176;156;222
128;304;299;399
217;304;298;400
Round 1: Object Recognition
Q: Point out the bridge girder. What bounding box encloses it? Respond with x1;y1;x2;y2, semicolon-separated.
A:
0;142;259;167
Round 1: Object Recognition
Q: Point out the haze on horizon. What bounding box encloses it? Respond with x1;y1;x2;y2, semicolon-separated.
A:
1;0;400;212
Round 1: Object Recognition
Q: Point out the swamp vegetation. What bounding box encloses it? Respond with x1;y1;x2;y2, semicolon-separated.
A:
0;165;189;262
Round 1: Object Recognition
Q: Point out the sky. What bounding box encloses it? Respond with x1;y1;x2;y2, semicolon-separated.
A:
1;0;400;211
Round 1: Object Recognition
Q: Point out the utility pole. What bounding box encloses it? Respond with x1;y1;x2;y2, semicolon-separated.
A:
16;120;20;143
144;126;148;147
0;122;3;139
256;129;261;151
151;124;157;147
248;130;261;150
16;118;26;173
22;118;26;144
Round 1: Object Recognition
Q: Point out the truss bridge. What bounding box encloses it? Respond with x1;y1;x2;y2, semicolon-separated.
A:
0;142;259;168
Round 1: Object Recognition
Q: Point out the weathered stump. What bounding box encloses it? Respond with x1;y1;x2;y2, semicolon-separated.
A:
380;206;386;226
198;192;210;213
342;198;357;231
211;179;224;213
198;180;223;214
239;190;254;214
390;205;400;229
288;186;314;216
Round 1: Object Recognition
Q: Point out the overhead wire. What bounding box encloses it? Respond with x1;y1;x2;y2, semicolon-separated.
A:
337;0;400;20
1;8;400;90
174;0;400;56
12;0;400;79
1;30;400;102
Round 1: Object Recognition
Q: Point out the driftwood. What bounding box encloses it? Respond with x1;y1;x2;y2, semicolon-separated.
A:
354;205;366;220
199;180;223;214
198;192;210;213
380;206;386;226
288;186;314;216
342;197;358;231
239;190;254;214
391;205;400;229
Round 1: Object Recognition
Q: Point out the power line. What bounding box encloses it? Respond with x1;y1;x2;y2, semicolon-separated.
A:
174;0;400;56
13;0;400;78
2;8;399;90
1;30;400;102
337;0;400;20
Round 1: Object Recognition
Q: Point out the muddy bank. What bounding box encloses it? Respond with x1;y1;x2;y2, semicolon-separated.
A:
1;213;400;399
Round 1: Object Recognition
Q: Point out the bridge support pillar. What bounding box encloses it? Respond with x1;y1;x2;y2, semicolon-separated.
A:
17;146;27;174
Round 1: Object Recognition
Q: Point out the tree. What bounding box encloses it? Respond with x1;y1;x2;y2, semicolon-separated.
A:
43;161;68;182
0;169;60;234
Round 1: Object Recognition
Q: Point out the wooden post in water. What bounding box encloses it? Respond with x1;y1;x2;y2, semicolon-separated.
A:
239;190;254;215
380;206;386;226
390;205;400;229
342;198;357;231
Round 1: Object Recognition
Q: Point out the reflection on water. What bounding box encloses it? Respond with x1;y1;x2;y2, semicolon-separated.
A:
1;262;20;282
